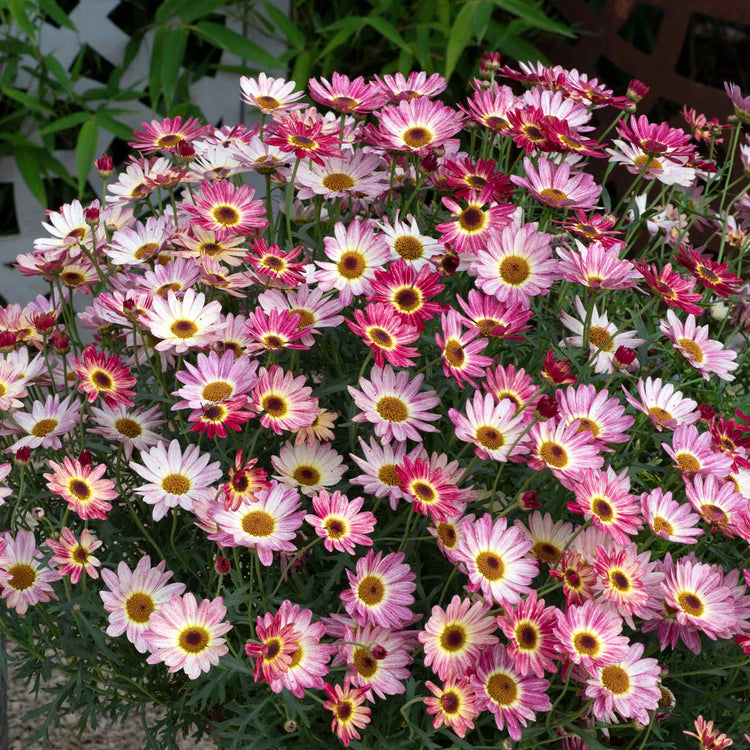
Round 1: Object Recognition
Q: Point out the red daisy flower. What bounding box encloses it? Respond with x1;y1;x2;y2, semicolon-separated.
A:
442;158;514;202
73;346;136;408
244;308;310;354
436;193;514;255
396;456;463;522
246;238;307;287
557;210;623;249
673;247;743;298
545;120;607;158
188;398;252;439
346;303;419;368
507;106;555;153
222;451;270;510
633;260;703;315
183;180;267;239
266;111;342;165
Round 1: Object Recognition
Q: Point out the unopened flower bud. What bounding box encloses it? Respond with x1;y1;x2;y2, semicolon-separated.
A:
518;491;539;510
94;153;113;178
283;720;297;733
481;51;502;71
540;350;577;385
78;450;92;468
626;79;649;102
15;447;31;465
51;330;70;354
535;394;559;420
83;204;100;226
371;645;387;660
0;330;18;352
175;140;196;163
438;252;460;276
697;403;716;422
31;507;45;520
33;312;56;334
215;555;231;575
658;685;676;711
421;153;439;173
614;346;637;369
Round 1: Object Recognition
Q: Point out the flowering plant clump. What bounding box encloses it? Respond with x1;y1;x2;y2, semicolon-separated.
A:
1;58;750;749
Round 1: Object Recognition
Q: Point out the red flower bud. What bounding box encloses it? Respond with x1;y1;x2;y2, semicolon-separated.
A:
78;449;92;467
518;490;539;510
175;140;196;162
83;204;100;226
535;394;559;420
371;645;387;660
94;153;113;178
614;346;637;369
15;446;31;465
626;79;649;102
540;350;577;385
50;330;70;354
420;152;439;173
215;555;231;575
0;330;18;352
33;312;56;334
698;403;716;422
481;51;502;71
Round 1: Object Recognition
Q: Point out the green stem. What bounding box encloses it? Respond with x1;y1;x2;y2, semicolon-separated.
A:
285;158;301;247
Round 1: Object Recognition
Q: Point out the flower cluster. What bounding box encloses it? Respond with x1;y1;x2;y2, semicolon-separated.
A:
1;57;749;749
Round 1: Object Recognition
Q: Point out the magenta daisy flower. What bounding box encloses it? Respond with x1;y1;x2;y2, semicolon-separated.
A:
660;310;739;382
640;488;703;544
245;238;307;287
323;678;371;748
44;456;117;521
188;398;252;439
214;481;304;566
557;240;640;290
346;303;420;368
511;157;600;210
449;391;527;462
309;72;387;113
617;114;693;161
471;645;551;740
471;221;558;308
675;246;744;298
183;180;267;239
497;591;558;678
418;595;499;680
365;97;464;155
72;346;136;408
246;608;301;685
244;308;311;355
483;363;539;415
435;310;493;388
45;527;102;584
146;593;231;679
454;514;538;606
239;73;305;115
457;290;533;341
556;384;633;448
251;365;317;434
634;260;703;315
9;394;80;452
623;376;699;431
266;109;343;164
554;599;629;669
374;71;447;102
99;555;186;653
305;490;376;554
424;676;478;739
396;456;462;522
568;468;643;544
0;529;59;615
528;420;603;482
340;550;416;628
662;423;733;478
436;193;515;256
271;440;347;497
685;473;745;536
459;82;516;133
129;116;207;153
130;439;222;521
315;220;391;306
348;365;440;444
584;641;661;724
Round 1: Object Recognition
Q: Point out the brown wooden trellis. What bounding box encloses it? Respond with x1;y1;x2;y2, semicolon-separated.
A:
543;0;750;121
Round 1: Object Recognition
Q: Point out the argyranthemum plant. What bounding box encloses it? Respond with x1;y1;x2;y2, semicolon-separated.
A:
1;52;750;750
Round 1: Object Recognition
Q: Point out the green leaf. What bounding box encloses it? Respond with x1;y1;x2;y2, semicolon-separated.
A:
445;1;477;81
161;26;189;111
365;15;413;56
473;1;494;43
96;113;133;141
149;25;168;108
37;111;91;136
38;0;76;30
14;147;46;204
8;0;35;38
1;88;54;114
156;0;225;24
76;118;98;197
42;54;72;91
316;17;365;60
260;0;304;51
493;0;576;37
290;49;312;89
192;21;281;68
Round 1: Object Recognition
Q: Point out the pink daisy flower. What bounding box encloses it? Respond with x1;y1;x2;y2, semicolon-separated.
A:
568;468;643;545
454;513;538;606
511;157;601;210
271;440;347;497
616;114;693;160
685;715;735;750
458;82;516;133
295;152;388;200
323;678;371;748
99;555;185;653
515;511;573;567
662;423;733;478
129;116;208;153
424;676;478;739
146;593;231;679
305;490;376;554
471;220;558;308
373;71;447;102
436;193;515;255
607;140;695;186
89;403;165;460
309;72;388;113
634;260;703;315
9;394;80;452
44;456;117;521
251;365;317;435
449;391;528;462
45;527;102;584
346;303;420;369
183;180;267;239
377;213;442;270
144;288;222;353
348;365;440;444
554;599;629;669
527;420;604;482
623;376;699;431
214;481;304;566
418;595;499;680
483;363;539;416
640;488;704;544
244;308;311;355
725;81;750;123
456;290;534;341
265;110;342;165
496;591;559;677
685;473;745;536
130;439;222;521
556;239;640;290
434;310;491;387
471;644;552;741
584;641;661;724
246;608;301;685
340;550;416;629
396;455;462;522
315;220;391;306
660;310;739;382
555;384;634;448
365;97;464;155
73;346;136;408
0;529;59;615
239;73;305;115
172;350;258;410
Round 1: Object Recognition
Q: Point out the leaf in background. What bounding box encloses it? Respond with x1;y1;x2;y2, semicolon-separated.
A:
473;1;494;44
1;88;54;114
14;147;46;205
317;17;366;61
493;0;576;37
261;0;304;52
43;54;73;92
76;118;98;198
490;20;547;63
193;21;281;68
149;26;168;109
38;0;76;30
365;16;413;57
445;1;478;81
37;111;91;136
96;112;134;141
7;0;35;38
414;26;433;72
290;49;312;88
161;26;188;111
